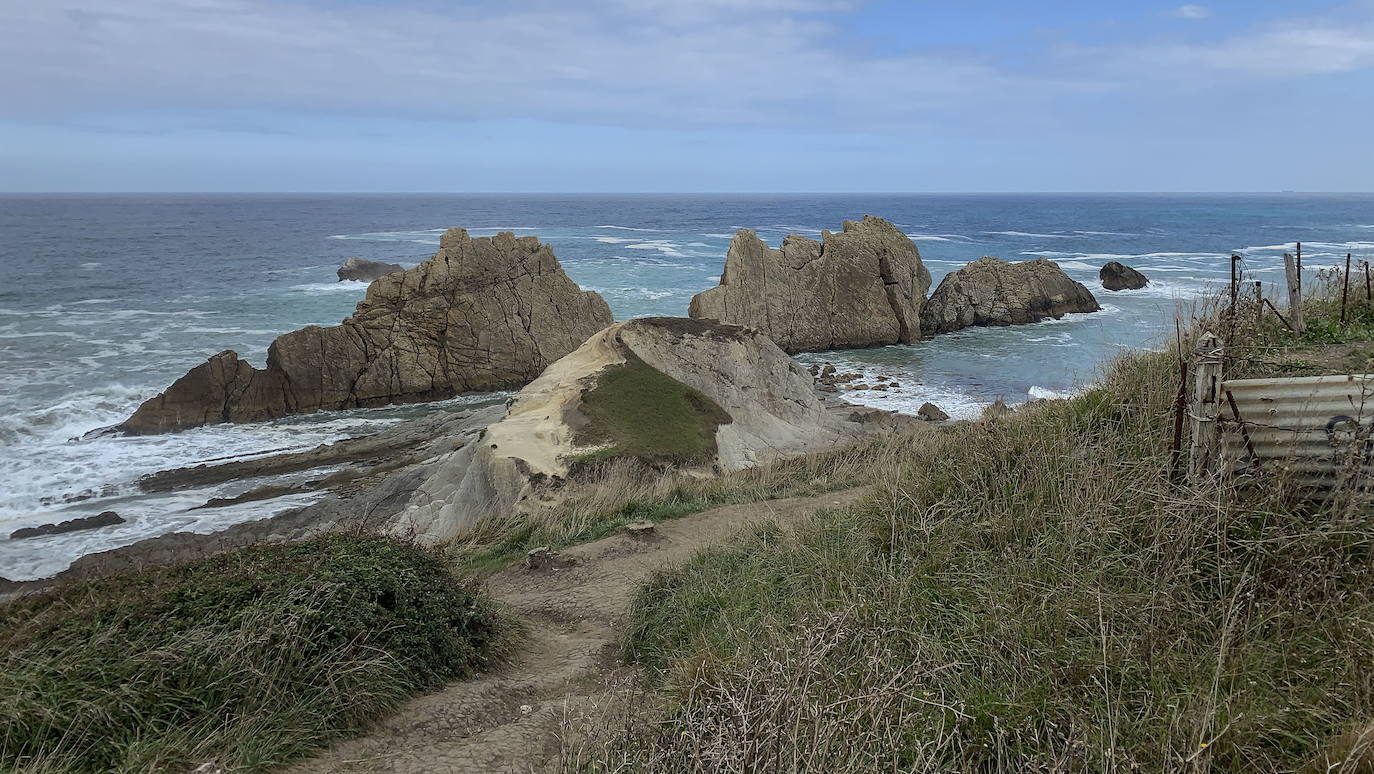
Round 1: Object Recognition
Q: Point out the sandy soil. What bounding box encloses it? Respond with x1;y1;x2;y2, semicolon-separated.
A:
281;488;866;774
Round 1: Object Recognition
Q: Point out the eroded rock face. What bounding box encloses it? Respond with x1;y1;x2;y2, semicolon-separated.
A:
920;257;1100;335
386;317;892;544
1100;261;1149;291
337;257;403;282
117;229;613;434
688;216;932;353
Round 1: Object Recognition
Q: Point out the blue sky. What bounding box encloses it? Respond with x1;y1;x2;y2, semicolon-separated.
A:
1;0;1371;192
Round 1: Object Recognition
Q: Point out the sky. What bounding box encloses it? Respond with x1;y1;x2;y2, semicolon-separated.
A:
1;0;1372;192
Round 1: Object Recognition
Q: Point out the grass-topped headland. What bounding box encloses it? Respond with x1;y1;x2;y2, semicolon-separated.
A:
0;535;512;774
558;285;1374;773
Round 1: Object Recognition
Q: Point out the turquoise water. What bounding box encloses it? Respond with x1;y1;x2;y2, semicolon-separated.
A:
2;193;1372;577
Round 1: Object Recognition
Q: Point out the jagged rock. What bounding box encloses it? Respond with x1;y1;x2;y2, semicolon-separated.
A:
10;511;124;540
116;229;613;434
1100;261;1149;291
336;257;403;282
920;257;1100;335
384;317;900;544
688;216;932;353
917;402;949;422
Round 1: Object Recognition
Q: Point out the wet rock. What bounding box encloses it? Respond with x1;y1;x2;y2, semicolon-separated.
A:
1099;261;1149;291
920;257;1100;335
10;511;125;540
689;216;932;353
336;257;403;282
917;402;950;422
116;229;613;435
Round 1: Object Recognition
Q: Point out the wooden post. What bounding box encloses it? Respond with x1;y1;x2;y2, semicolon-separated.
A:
1189;332;1224;479
1342;252;1353;325
1284;252;1305;334
1365;261;1371;302
1229;254;1240;312
1254;280;1263;329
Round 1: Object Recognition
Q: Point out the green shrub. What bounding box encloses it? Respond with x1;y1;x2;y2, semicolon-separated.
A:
1;535;511;773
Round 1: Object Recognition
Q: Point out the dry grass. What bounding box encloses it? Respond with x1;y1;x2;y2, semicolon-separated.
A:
553;287;1374;773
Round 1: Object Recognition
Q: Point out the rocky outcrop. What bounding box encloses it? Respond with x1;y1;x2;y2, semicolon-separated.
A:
9;511;125;540
920;257;1100;335
382;317;903;544
917;402;949;422
116;229;613;434
337;257;403;282
688;216;932;353
1100;261;1149;291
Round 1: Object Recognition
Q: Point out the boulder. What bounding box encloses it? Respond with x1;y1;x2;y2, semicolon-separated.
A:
383;317;893;544
1099;261;1149;291
10;511;125;540
920;257;1100;335
688;216;932;353
116;229;613;434
337;257;403;282
917;402;950;422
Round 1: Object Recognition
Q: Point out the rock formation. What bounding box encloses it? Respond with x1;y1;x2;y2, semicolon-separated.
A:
688;216;932;353
917;402;950;422
9;511;125;540
337;257;403;282
382;317;904;544
117;229;613;434
920;257;1100;335
1099;261;1149;291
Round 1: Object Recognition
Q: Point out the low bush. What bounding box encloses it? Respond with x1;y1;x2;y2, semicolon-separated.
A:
0;535;512;773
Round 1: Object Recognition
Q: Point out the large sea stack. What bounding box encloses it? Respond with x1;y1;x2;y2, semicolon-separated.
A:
688;216;932;354
117;228;614;434
920;256;1100;335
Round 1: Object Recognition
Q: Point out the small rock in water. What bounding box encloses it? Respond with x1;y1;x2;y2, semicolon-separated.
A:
1099;261;1149;291
917;403;950;422
9;511;125;540
336;257;403;282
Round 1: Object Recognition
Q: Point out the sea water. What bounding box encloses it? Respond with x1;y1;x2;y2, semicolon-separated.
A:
3;193;1372;578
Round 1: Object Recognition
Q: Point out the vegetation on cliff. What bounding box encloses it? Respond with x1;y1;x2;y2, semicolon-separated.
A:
0;535;512;774
566;286;1374;773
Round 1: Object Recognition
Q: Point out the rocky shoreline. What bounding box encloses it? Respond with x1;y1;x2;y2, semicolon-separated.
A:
4;216;1144;594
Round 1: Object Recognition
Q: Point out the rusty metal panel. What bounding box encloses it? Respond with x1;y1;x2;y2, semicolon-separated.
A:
1218;373;1374;489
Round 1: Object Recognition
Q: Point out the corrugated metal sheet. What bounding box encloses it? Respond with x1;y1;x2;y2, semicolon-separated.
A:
1218;373;1374;490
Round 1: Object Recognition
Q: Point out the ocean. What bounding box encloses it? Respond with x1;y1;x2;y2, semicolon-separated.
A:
3;193;1373;579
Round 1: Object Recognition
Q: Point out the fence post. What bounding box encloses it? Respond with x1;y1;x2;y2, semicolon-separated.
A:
1189;332;1224;479
1284;252;1305;334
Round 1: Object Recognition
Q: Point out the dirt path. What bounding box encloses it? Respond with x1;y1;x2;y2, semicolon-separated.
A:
282;488;866;774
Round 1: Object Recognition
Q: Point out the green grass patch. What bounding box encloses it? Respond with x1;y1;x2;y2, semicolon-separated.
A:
574;356;732;469
1;535;512;774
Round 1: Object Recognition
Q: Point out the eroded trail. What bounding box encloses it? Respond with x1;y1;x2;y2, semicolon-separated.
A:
283;489;866;774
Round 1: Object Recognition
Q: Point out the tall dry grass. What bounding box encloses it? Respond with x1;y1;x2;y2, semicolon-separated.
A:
554;290;1374;773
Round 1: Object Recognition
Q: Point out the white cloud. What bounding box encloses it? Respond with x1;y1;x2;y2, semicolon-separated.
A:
1174;5;1211;20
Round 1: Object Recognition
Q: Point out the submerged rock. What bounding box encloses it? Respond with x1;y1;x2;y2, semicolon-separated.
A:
337;257;403;282
688;216;932;353
10;511;124;540
1099;261;1149;291
116;229;613;434
381;317;903;544
920;256;1100;335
